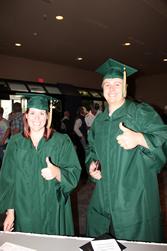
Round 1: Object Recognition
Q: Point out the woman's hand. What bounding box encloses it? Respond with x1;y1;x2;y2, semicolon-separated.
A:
41;157;61;182
89;161;102;180
3;209;14;232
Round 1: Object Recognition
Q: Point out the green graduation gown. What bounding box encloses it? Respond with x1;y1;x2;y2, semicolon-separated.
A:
86;100;167;242
0;131;81;235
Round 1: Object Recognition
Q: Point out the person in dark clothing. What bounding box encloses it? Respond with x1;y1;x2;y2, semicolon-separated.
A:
60;111;73;136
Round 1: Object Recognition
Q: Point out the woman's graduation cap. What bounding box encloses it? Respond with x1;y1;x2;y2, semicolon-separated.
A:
20;93;54;128
96;58;138;97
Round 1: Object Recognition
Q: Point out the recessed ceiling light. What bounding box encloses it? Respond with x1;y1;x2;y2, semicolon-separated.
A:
123;42;131;46
163;58;167;62
56;15;64;20
43;14;47;20
33;32;38;36
15;43;22;47
77;57;83;61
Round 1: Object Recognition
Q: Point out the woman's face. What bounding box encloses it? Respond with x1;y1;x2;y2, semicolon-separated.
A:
26;108;48;132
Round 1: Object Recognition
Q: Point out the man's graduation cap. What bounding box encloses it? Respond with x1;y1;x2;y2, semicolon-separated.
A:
20;93;54;128
96;58;138;97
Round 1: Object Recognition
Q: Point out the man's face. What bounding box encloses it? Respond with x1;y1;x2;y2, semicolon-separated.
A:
102;78;125;106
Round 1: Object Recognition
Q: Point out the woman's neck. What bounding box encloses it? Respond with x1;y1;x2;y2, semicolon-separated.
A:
30;129;45;148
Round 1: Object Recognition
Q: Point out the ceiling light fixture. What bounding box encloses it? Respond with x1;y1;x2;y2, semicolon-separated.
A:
15;43;22;47
56;15;64;20
43;14;47;20
33;32;38;37
77;57;83;61
123;42;131;46
163;58;167;62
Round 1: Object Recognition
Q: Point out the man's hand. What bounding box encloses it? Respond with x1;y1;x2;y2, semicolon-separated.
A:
116;122;148;150
41;157;61;181
89;161;102;180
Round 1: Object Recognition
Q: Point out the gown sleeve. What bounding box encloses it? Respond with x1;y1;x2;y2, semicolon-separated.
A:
85;121;100;183
0;136;16;212
56;135;81;195
132;102;167;172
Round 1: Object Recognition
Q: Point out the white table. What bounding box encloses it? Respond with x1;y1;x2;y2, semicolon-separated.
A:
0;231;167;250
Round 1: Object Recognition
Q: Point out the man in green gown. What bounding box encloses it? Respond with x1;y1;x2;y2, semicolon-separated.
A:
86;58;167;242
0;94;81;235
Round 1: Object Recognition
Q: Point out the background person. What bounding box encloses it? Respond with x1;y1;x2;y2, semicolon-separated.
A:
8;102;23;135
60;110;73;138
85;104;96;130
94;103;102;116
0;107;10;167
86;58;167;242
0;94;81;235
73;106;88;178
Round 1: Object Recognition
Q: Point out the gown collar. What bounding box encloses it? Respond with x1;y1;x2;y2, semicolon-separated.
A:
103;99;131;120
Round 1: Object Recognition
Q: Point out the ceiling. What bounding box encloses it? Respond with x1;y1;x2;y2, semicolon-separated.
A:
0;0;167;76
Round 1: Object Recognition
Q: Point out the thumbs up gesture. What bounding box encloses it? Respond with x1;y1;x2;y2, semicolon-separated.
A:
116;122;143;150
41;157;61;181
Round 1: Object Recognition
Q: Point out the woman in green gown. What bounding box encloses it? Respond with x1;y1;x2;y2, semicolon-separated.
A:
0;94;81;235
86;59;167;242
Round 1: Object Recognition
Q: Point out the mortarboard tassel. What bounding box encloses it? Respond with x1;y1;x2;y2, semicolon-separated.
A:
123;65;127;98
47;99;53;129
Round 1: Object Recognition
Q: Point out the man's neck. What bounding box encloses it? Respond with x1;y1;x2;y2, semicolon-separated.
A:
109;99;125;116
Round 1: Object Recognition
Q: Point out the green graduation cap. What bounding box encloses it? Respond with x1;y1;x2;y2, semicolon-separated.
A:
96;58;138;79
96;58;138;97
21;93;52;111
20;93;53;128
